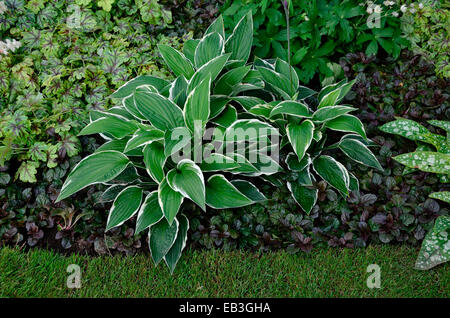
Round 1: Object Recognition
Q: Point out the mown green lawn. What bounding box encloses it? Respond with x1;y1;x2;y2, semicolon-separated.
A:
0;245;448;297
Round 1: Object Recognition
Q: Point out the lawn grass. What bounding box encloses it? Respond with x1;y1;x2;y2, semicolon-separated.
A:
0;245;448;297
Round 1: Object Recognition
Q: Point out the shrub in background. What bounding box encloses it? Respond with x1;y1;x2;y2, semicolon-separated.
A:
220;0;410;84
400;1;449;78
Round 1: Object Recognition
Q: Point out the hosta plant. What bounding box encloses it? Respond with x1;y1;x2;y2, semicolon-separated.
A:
380;119;450;204
56;13;281;272
236;59;383;214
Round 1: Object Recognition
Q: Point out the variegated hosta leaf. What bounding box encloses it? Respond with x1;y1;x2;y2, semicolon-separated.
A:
194;32;224;68
164;214;189;274
205;15;225;38
312;105;357;123
393;151;450;174
106;186;143;231
158;178;183;225
188;54;230;91
338;138;382;171
429;191;450;204
184;75;211;133
286;153;310;171
143;141;166;183
205;174;254;209
158;44;195;80
286;120;314;162
269;101;311;118
56;151;130;202
167;159;206;211
135;191;164;235
415;216;450;270
318;88;340;108
325;114;367;140
214;65;251;96
78;116;138;139
133;87;184;131
288;170;317;214
224;11;253;66
124;128;164;153
111;75;169;98
274;58;299;94
149;217;179;265
313;155;350;196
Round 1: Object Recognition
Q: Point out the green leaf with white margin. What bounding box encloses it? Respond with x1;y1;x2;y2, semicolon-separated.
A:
313;155;350;196
184;75;210;133
135;191;164;235
111;75;169;98
169;75;188;108
230;179;267;202
149;217;179;265
159;178;183;225
287;120;314;162
336;79;356;104
415;215;450;270
318;88;341;108
214;65;251;96
158;44;195;80
312;106;357;122
123;94;146;121
188;54;230;92
210;105;237;127
106;186;143;231
200;153;239;171
275;58;299;93
183;39;199;65
231;96;265;111
325;114;367;139
257;66;293;99
134;87;184;131
56;151;130;202
285;153;310;171
164;127;192;158
194;32;224;68
124;129;164;153
167;159;205;211
224;11;253;66
270;101;311;118
393;151;450;174
164;214;189;273
78;116;138;139
205;15;225;38
349;172;359;192
224;119;279;142
338;138;382;171
288;179;317;214
429;191;450;204
143;142;166;183
205;174;253;209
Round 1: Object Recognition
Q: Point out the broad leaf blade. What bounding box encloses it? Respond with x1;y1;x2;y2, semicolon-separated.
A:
167;160;205;211
135;191;164;235
158;44;195;79
106;186;143;231
158;178;183;225
313;155;350;196
287;120;314;162
56;151;130;202
149;217;179;265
